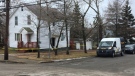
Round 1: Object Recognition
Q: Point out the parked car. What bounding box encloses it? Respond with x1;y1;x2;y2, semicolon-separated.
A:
125;44;135;54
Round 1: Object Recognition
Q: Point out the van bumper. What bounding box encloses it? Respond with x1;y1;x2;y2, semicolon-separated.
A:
97;49;113;56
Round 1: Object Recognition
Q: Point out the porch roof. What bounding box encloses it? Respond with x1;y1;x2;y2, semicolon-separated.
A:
20;27;34;34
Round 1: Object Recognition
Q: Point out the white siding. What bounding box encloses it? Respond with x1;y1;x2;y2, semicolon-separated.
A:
9;6;37;48
9;6;70;49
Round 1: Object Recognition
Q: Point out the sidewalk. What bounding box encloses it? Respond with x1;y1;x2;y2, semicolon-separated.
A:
0;50;96;64
0;54;39;64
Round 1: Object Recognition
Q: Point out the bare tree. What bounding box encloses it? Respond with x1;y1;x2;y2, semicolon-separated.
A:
56;0;74;55
71;0;104;52
104;0;125;37
76;0;92;53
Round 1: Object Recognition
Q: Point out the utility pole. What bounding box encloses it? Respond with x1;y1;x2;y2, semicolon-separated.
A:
37;0;41;58
97;16;101;43
4;0;10;60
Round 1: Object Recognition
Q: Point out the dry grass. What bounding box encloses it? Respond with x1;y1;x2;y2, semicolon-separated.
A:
16;50;96;62
0;49;18;54
0;49;96;62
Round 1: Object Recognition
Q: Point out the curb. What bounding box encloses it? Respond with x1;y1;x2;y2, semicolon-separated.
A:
39;61;54;63
0;60;26;64
39;57;87;63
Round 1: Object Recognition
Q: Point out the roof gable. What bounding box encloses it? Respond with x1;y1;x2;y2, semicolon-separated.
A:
26;4;63;22
10;3;63;22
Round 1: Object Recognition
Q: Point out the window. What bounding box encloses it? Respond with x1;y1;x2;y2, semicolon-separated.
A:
99;41;113;47
51;38;55;47
21;6;23;11
27;15;31;25
15;33;20;41
15;16;18;25
61;33;65;41
53;22;55;26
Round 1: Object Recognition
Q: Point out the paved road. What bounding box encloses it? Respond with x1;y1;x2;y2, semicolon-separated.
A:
0;54;135;76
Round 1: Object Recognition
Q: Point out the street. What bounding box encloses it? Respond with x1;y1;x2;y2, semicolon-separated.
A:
0;54;135;76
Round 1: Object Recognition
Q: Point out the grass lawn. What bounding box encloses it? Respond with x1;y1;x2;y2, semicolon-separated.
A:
0;49;96;62
0;48;18;54
17;50;96;62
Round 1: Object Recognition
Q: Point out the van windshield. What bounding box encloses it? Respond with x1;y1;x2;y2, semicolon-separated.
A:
99;41;113;47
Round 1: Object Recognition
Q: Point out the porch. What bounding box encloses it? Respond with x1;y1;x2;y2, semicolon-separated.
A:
17;41;38;53
17;27;38;52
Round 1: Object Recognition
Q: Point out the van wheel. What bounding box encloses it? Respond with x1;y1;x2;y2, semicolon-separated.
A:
112;52;115;58
121;51;124;56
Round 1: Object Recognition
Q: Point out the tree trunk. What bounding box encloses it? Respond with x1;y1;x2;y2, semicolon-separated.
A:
55;25;64;55
99;24;102;42
82;16;87;53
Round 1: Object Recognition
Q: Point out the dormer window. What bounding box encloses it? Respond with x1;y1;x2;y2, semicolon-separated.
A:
27;15;31;25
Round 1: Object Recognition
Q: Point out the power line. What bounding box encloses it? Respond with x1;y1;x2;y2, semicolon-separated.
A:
0;1;60;11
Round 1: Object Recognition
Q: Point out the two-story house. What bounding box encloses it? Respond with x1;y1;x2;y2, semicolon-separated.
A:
9;3;70;52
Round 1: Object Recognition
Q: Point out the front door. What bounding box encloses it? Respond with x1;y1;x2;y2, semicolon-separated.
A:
51;37;55;48
27;34;31;42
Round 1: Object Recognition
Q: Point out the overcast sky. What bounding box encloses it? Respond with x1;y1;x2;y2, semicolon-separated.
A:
83;0;135;24
15;0;135;16
101;0;135;15
10;0;135;24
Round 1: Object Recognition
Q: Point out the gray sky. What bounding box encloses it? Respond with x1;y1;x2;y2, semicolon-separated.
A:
102;0;135;15
15;0;135;16
12;0;135;24
84;0;135;24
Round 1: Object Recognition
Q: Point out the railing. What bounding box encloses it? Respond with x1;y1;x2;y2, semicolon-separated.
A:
17;41;37;53
24;42;37;48
18;41;23;48
18;41;37;48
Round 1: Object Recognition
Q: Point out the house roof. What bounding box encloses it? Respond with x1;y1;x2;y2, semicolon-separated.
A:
10;3;63;22
26;4;63;22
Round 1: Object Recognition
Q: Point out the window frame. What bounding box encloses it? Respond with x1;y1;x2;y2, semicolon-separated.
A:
15;33;20;41
27;15;31;25
15;16;18;25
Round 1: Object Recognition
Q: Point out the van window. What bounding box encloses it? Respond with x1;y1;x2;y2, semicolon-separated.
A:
113;41;116;47
99;41;113;47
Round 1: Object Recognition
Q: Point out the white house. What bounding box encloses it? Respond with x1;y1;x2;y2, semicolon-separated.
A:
9;4;70;51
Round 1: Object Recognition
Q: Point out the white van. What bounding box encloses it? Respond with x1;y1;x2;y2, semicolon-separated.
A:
96;38;124;57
